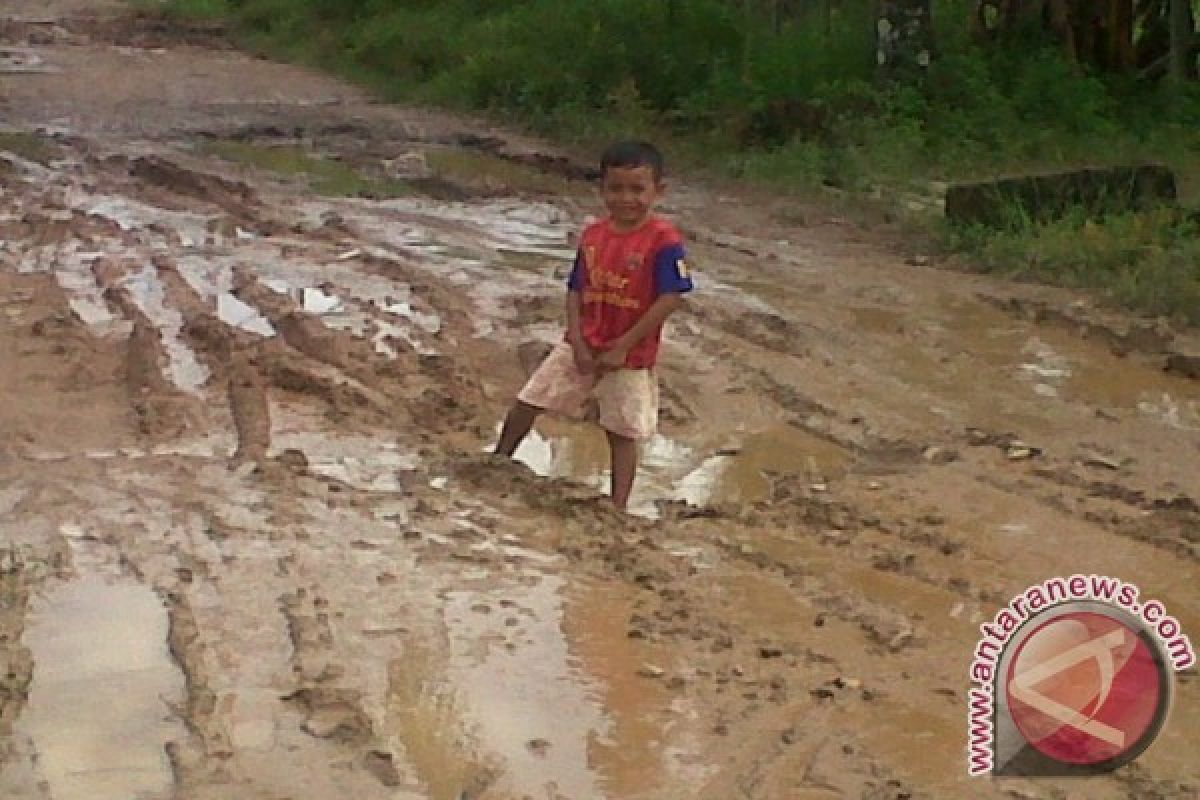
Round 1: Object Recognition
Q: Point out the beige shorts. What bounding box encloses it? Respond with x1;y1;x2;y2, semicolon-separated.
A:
517;342;658;441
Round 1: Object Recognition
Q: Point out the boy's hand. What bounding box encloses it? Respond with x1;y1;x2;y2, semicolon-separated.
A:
569;338;596;374
596;344;630;371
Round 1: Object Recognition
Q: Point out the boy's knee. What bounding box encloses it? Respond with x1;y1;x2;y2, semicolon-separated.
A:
513;401;542;417
604;429;637;447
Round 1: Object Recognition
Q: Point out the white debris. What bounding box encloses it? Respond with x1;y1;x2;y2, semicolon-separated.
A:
123;266;210;393
302;287;342;314
672;454;731;507
383;301;442;335
217;293;276;337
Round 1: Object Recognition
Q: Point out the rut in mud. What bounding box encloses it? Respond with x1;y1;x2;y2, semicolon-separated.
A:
0;3;1198;799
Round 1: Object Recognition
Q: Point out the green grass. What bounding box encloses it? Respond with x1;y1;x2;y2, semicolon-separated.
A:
151;0;1200;325
949;208;1200;325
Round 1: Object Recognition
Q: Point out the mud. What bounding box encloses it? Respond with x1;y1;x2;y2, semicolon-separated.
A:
0;2;1198;799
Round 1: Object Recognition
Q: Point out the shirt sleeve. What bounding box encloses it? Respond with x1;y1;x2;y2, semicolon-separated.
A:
567;249;585;291
653;243;694;295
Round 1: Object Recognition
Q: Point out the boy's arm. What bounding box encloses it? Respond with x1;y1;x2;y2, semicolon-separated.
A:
597;239;693;367
565;251;596;373
566;289;596;373
596;292;687;367
566;289;585;345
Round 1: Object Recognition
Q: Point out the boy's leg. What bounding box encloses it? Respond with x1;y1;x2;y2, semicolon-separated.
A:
494;401;541;457
496;341;593;458
606;430;639;510
594;368;658;511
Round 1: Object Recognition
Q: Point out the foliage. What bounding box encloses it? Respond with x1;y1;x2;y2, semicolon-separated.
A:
154;0;1200;322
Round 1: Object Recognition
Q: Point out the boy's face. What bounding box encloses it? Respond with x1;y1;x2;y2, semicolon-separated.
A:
601;165;663;230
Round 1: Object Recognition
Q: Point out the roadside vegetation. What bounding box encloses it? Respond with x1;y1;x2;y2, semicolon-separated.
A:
148;0;1200;323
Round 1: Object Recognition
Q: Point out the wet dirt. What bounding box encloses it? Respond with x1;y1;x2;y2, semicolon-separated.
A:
1;2;1198;799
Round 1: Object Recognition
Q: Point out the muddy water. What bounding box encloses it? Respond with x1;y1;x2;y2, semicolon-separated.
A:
19;574;185;800
384;573;651;799
511;420;851;515
440;574;609;798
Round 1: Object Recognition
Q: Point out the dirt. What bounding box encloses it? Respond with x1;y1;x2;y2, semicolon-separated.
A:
1;3;1198;799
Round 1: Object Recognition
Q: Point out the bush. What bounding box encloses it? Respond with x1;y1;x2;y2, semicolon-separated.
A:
159;0;1200;323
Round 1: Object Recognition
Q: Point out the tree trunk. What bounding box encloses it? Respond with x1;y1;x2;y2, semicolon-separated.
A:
876;0;934;79
1168;0;1194;81
1108;0;1137;71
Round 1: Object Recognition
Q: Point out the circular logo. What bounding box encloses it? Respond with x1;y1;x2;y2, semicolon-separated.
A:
1005;610;1171;768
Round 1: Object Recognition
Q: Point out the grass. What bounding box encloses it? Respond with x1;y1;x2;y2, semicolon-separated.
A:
149;0;1200;325
948;208;1200;325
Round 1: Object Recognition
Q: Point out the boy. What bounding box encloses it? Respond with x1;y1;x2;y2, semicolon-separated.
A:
494;140;694;511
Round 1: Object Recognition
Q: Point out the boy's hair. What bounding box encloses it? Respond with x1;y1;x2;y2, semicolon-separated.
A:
600;140;665;182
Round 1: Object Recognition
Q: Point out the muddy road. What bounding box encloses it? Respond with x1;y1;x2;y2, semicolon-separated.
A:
1;3;1198;799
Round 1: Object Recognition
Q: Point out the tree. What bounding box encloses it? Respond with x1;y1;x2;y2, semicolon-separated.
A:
876;0;934;78
973;0;1196;78
1168;0;1196;80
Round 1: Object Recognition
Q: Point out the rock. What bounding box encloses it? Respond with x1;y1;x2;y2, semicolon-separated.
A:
966;427;991;446
302;708;356;739
1165;352;1200;380
525;738;551;758
888;630;914;651
364;750;402;787
905;255;931;267
922;446;958;465
759;646;784;659
637;664;665;679
945;165;1178;229
1081;453;1121;471
276;448;309;469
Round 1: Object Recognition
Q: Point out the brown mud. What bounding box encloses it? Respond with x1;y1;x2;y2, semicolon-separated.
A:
0;2;1197;799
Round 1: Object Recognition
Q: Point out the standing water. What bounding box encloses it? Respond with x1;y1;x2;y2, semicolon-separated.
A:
18;574;185;800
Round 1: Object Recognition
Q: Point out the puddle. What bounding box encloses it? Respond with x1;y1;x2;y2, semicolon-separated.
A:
851;306;907;335
217;292;276;336
564;580;697;796
0;131;62;164
386;574;612;799
713;426;850;503
271;406;418;491
19;575;185;800
200;140;410;199
424;148;579;196
122;265;210;392
509;425;695;518
510;421;849;514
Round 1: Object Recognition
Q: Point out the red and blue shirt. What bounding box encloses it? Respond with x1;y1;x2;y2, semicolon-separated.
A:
567;216;694;368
